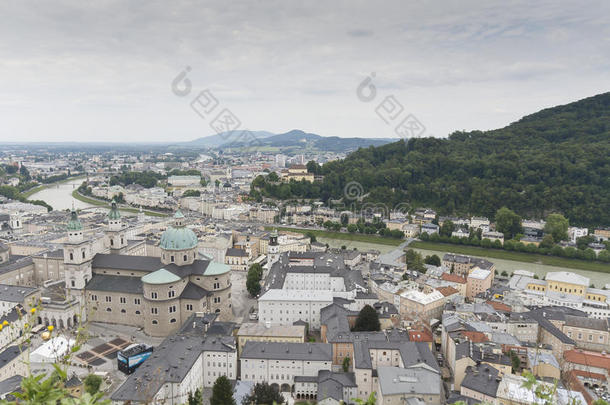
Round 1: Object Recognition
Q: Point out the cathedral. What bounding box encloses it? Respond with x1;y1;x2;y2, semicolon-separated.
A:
0;201;233;337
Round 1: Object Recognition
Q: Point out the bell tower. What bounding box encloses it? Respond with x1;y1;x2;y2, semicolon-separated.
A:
106;199;127;253
63;209;92;291
268;229;280;266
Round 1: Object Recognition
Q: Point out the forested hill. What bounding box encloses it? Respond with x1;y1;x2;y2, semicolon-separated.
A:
251;92;610;227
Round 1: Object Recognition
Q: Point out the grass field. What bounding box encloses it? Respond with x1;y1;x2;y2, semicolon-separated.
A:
71;190;167;217
410;241;610;273
266;226;404;246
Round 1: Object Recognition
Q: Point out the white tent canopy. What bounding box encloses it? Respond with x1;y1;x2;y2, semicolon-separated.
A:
30;337;75;363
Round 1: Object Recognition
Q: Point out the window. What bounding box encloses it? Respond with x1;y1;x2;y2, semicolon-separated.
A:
183;255;187;261
171;255;175;262
106;308;111;312
135;310;141;315
186;304;193;311
152;320;158;325
151;308;158;315
69;253;74;261
120;297;126;304
105;296;111;303
151;292;158;299
110;239;114;246
90;295;97;301
134;298;141;305
213;282;220;289
169;305;176;313
82;251;86;259
71;280;75;287
168;290;175;298
170;318;176;323
121;309;126;313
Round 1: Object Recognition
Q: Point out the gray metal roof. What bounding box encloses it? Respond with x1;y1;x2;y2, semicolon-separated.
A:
111;315;236;402
0;345;26;367
377;365;441;396
461;364;500;398
86;274;143;294
180;282;211;300
317;370;356;402
240;341;332;361
0;284;39;303
92;253;162;272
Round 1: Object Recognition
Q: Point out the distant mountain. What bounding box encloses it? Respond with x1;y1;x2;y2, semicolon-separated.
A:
182;130;276;147
217;129;395;152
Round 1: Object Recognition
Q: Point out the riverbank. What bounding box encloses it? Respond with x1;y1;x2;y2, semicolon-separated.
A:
267;226;404;246
20;175;87;198
411;241;610;273
71;190;168;217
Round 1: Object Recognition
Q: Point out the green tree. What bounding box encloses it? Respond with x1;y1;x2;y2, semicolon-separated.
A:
424;254;441;266
342;356;351;372
83;374;102;396
353;392;376;405
509;350;521;373
247;272;261;297
188;388;204;405
211;376;235;405
305;231;317;243
495;207;522;239
353;305;380;332
242;382;285;405
540;234;554;249
440;220;455;237
183;189;201;197
544;213;569;241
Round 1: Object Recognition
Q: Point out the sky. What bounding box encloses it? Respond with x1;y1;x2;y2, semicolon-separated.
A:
1;0;609;143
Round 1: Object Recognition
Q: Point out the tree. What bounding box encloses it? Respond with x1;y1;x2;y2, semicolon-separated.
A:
83;374;102;396
342;356;351;372
440;220;455;237
183;189;201;197
246;263;263;297
544;213;569;241
211;376;235;405
424;254;441;266
242;382;284;405
540;234;554;249
305;231;317;243
501;270;508;277
188;388;204;405
353;305;380;332
495;207;522;239
509;350;521;373
353;392;376;405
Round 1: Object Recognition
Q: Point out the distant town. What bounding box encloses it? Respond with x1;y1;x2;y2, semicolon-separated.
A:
0;143;608;405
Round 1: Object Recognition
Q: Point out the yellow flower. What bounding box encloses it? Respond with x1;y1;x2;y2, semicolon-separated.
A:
30;308;36;314
2;321;8;326
0;325;3;331
47;325;54;332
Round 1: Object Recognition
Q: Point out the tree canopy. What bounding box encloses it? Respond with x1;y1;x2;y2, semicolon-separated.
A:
353;305;381;332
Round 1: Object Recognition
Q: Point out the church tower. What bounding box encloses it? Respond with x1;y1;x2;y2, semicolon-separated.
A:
63;209;92;291
268;229;280;266
106;199;127;253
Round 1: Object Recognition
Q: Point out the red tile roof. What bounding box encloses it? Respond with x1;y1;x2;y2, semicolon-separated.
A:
564;350;610;371
441;273;467;284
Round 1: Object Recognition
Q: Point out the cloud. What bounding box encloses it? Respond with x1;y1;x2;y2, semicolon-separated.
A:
0;0;609;142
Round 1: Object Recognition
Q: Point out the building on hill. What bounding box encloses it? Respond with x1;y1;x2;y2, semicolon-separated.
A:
442;254;495;277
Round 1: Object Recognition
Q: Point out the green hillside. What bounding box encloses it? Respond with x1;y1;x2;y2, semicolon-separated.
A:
251;93;610;227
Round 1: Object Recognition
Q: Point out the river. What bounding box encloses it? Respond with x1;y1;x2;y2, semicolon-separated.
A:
29;178;96;211
318;237;610;287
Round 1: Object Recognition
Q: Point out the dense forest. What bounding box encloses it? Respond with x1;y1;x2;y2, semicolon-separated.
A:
251;93;610;227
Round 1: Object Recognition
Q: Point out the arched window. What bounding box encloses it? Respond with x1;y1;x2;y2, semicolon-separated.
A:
152;320;158;325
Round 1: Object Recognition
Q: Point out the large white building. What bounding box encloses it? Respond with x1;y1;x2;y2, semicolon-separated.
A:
111;314;237;404
258;289;333;330
240;341;332;392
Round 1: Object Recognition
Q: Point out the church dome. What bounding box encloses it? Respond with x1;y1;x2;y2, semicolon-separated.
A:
66;210;83;231
159;210;198;251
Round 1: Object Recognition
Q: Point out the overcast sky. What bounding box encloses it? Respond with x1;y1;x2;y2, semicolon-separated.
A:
1;0;609;143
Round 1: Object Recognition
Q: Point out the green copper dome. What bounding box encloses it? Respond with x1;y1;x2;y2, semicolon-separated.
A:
108;199;121;220
159;210;198;251
66;210;83;231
